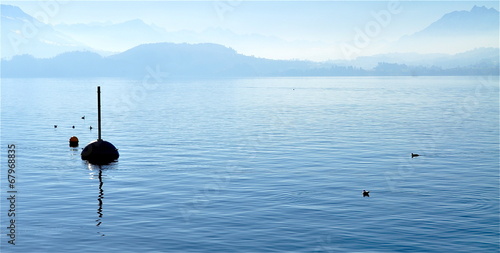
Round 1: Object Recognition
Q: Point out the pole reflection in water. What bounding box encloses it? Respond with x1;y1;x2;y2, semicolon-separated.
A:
87;163;114;237
96;168;104;234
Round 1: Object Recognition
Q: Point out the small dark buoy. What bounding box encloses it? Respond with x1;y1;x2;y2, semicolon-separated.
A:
362;190;370;197
82;116;85;120
54;125;58;128
72;125;75;129
69;136;79;147
90;126;93;130
81;86;119;165
411;153;420;158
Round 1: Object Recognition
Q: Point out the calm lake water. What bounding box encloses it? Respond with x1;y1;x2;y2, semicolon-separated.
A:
1;76;499;252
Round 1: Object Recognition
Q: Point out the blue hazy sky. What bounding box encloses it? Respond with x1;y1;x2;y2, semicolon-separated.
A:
4;1;499;60
10;1;498;37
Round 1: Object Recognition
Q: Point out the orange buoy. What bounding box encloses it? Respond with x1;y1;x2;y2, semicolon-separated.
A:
69;136;79;147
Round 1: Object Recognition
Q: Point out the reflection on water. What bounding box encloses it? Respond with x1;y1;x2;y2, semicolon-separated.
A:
88;163;117;237
96;169;104;233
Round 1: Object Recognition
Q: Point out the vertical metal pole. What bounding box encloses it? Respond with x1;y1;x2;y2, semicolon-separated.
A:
97;86;102;141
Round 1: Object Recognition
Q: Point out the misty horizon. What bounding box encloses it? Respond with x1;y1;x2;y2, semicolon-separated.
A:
1;2;499;62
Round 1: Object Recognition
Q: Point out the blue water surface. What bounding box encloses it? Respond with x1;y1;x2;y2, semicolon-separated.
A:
1;76;498;252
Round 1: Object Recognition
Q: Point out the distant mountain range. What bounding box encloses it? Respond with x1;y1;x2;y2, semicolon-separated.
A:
1;4;93;59
2;43;498;77
331;47;500;69
1;4;316;60
53;21;324;61
1;4;498;77
419;5;498;35
2;4;498;60
392;5;499;54
53;19;169;55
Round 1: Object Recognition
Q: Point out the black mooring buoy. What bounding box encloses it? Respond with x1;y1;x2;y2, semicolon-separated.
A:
81;139;119;164
81;86;119;164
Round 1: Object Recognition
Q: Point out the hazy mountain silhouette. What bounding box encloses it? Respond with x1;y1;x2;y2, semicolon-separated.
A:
1;4;92;59
1;51;105;77
331;47;499;69
0;43;317;77
419;6;498;35
393;6;499;54
54;20;318;61
2;4;498;63
105;43;257;77
2;42;498;78
54;19;169;54
1;4;498;77
49;5;497;61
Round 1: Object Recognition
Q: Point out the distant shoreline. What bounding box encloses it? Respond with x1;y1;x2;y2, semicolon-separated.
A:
2;44;498;78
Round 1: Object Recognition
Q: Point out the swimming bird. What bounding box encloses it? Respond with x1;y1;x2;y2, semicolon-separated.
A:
72;126;75;129
362;190;370;197
411;153;420;158
89;126;93;130
82;116;85;120
54;125;58;128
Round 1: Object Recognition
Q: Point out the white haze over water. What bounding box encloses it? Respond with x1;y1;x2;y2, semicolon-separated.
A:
3;1;499;61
